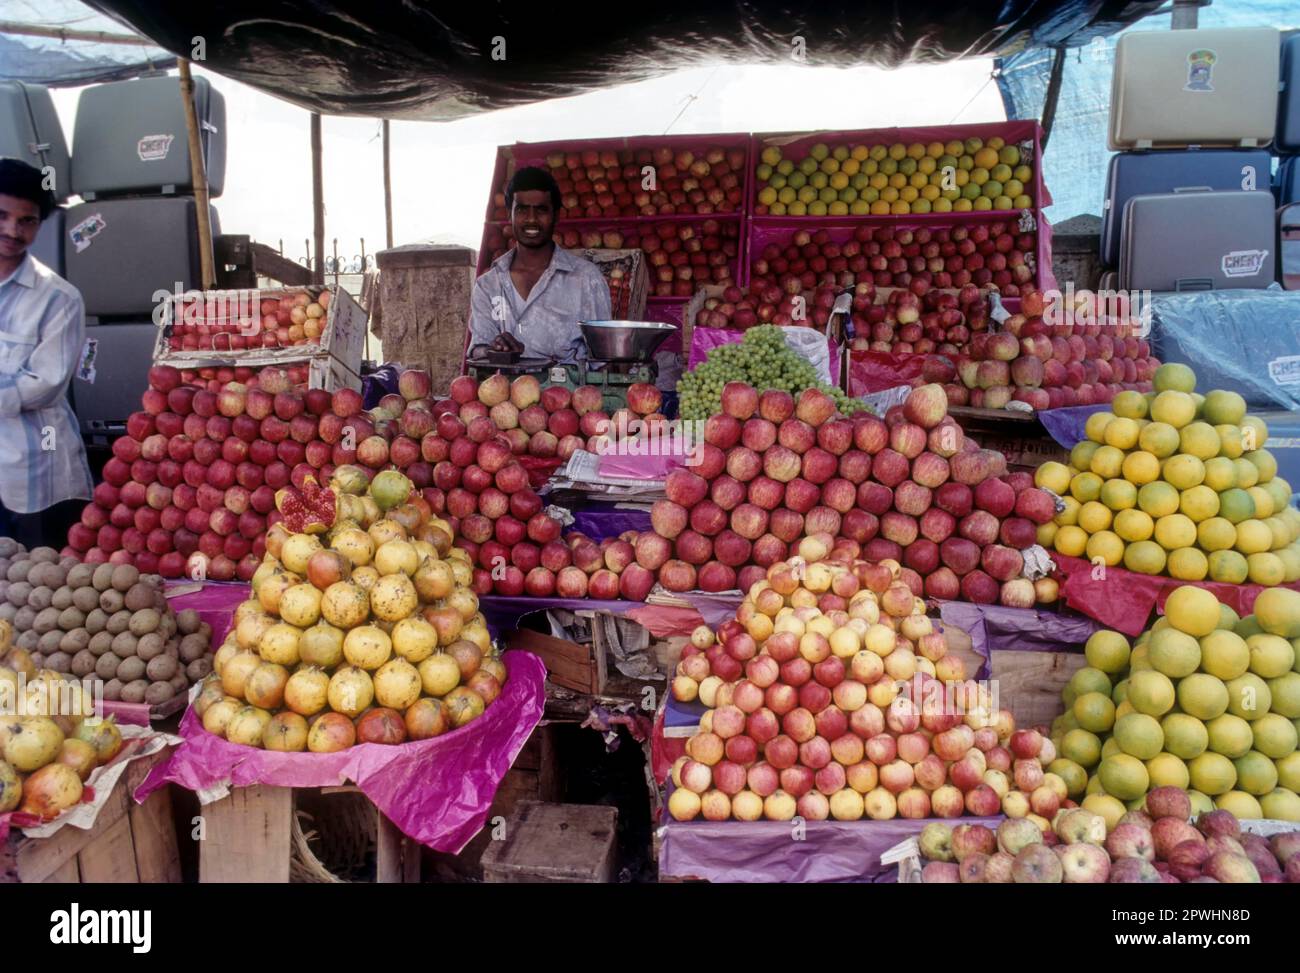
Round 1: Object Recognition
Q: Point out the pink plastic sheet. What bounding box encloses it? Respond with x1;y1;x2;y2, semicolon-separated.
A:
136;651;547;853
687;325;840;384
596;449;685;480
659;815;1001;882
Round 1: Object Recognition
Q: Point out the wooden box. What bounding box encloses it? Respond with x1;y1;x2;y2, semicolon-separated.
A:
1;749;181;884
506;628;606;695
990;649;1086;730
197;784;419;884
481;801;617;884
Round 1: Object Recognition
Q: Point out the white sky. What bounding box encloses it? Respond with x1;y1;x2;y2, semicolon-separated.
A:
49;60;1004;264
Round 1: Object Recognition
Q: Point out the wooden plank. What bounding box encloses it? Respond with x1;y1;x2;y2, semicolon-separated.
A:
41;857;80;883
990;649;1086;730
17;780;130;883
250;242;313;286
375;812;420;884
199;785;292;883
128;787;182;884
76;812;139;883
481;802;617;884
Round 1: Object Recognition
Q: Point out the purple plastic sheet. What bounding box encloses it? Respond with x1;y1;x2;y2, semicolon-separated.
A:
659;816;1000;883
1038;403;1109;449
939;600;1097;677
362;364;402;408
679;590;743;630
571;505;652;541
137;651;546;853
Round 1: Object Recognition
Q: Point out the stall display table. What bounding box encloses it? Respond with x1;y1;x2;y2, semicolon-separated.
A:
658;815;1001;883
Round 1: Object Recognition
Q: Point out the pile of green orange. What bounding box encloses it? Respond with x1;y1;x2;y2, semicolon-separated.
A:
1035;364;1299;585
1048;585;1300;827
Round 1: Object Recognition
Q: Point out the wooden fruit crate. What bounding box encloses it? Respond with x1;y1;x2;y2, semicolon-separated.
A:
990;649;1085;730
1;748;181;883
507;628;606;695
481;801;617;883
197;783;419;884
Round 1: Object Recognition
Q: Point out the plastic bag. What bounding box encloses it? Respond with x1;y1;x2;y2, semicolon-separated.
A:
1150;289;1300;409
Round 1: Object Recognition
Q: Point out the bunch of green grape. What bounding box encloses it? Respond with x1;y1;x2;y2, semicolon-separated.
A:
677;325;872;420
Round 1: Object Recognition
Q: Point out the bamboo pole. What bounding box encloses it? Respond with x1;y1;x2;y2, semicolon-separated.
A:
382;120;394;249
0;20;157;46
177;59;215;289
311;112;325;285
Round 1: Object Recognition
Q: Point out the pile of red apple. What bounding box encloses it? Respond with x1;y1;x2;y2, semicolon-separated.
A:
178;363;310;394
489;145;747;222
691;272;993;353
921;787;1300;883
64;363;357;579
751;223;1036;301
945;290;1158;411
484;220;740;298
163;289;331;353
647;382;1056;606
666;545;1056;823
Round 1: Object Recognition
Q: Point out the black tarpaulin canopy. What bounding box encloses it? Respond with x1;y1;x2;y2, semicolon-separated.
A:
73;0;1166;120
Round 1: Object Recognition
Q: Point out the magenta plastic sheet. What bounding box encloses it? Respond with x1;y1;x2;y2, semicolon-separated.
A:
659;815;1000;882
687;326;841;384
164;579;249;645
136;651;547;853
937;600;1098;678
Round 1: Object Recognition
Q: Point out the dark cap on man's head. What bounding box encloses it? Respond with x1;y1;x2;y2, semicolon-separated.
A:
506;166;562;213
0;157;55;220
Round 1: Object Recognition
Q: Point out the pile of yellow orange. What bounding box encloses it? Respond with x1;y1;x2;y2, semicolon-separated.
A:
1036;364;1299;585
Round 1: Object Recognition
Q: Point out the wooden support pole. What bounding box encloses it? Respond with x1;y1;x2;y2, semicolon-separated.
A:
311;112;325;285
177;59;215;289
383;120;394;249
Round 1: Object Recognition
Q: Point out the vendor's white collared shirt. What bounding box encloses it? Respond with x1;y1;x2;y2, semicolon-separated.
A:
468;245;611;364
0;253;94;514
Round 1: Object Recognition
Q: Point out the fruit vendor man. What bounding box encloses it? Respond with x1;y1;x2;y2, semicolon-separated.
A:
0;158;94;547
468;166;611;364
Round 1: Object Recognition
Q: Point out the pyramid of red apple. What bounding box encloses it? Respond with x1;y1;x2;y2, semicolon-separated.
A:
651;382;1057;606
947;289;1158;411
667;536;1055;823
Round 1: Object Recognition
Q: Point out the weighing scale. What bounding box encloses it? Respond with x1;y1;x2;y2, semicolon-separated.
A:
465;320;674;414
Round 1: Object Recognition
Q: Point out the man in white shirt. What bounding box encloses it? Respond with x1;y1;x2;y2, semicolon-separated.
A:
0;158;93;548
468;167;611;364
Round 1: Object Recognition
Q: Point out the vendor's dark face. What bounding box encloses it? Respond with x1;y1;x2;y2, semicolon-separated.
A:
511;190;555;249
0;194;40;262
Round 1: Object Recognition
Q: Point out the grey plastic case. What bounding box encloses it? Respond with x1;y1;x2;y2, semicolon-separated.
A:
29;208;65;277
70;74;226;198
1110;27;1280;150
73;322;160;435
64;197;221;318
1119;190;1276;292
0;81;72;202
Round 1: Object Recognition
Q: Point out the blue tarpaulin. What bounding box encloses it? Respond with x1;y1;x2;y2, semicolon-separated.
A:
0;0;174;85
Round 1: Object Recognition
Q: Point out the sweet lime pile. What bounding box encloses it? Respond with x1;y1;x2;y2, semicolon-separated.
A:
754;137;1035;217
1037;363;1299;584
1049;585;1300;826
677;325;866;420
